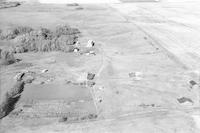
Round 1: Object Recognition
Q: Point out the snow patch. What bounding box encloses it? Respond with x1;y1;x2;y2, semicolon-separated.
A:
39;0;121;4
192;114;200;130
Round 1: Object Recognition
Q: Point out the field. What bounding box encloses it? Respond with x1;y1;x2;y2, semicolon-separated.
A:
0;0;200;133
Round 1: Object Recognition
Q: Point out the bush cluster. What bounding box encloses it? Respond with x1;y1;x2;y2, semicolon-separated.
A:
0;48;15;65
0;25;81;53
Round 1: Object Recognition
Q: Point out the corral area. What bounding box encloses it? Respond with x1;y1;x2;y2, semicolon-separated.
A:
0;0;200;133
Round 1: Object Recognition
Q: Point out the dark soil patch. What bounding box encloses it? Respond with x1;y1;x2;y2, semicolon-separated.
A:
66;3;79;6
0;81;25;119
75;7;84;10
87;73;95;80
0;1;21;9
59;116;68;122
177;97;193;104
80;113;98;120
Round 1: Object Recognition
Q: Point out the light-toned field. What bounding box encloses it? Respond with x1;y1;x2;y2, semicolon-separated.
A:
0;0;200;133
